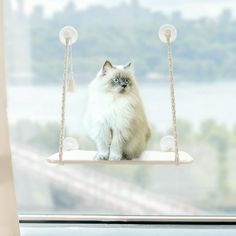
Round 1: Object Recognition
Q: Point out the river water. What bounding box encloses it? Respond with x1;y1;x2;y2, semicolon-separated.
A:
7;82;236;132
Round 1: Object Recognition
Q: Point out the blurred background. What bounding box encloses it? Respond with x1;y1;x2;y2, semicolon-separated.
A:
3;0;236;215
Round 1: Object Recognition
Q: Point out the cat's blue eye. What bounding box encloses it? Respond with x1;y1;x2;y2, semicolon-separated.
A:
114;78;119;83
125;79;129;84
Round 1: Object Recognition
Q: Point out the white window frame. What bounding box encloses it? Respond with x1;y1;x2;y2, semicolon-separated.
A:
19;215;236;225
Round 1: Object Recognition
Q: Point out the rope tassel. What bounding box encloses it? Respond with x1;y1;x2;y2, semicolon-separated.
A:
66;42;76;93
67;72;76;92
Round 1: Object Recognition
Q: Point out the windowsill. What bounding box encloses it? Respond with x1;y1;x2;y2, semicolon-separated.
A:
19;222;236;236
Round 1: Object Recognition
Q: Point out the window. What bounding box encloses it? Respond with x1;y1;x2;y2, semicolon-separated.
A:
4;0;236;218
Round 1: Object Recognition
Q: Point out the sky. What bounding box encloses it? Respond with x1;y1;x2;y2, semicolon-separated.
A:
10;0;236;19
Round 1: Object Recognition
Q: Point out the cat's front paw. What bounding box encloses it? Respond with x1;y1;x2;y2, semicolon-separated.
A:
94;153;109;161
109;155;122;161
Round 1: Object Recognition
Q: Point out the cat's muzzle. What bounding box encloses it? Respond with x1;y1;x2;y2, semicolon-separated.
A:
119;87;127;93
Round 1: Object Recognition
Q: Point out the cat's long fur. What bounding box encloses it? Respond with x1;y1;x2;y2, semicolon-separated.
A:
84;60;150;160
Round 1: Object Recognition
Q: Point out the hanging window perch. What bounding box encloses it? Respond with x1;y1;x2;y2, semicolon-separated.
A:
47;25;194;165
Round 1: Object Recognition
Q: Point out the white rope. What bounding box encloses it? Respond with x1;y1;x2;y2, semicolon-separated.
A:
166;35;180;165
59;38;70;164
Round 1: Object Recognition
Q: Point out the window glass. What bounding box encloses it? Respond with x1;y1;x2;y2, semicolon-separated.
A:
5;0;236;215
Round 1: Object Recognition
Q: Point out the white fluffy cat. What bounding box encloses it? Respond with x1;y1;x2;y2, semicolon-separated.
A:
84;60;150;160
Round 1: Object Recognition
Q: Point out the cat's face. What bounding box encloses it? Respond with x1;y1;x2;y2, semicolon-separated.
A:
98;60;135;94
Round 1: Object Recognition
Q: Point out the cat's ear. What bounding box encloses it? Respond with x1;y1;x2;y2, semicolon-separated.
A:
124;62;132;69
102;60;113;75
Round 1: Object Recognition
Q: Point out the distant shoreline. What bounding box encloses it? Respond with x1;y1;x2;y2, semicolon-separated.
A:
7;79;236;87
